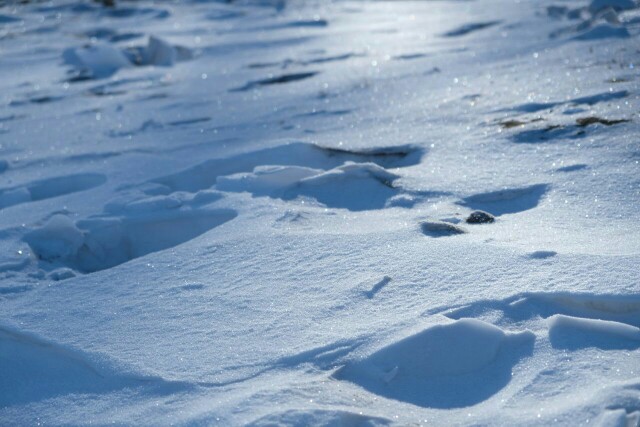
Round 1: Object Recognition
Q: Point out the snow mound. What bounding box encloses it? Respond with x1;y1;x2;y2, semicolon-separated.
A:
124;36;193;67
24;208;236;273
63;44;132;79
299;162;397;187
216;165;322;196
153;142;423;193
216;161;402;211
64;36;193;80
443;292;640;329
161;142;417;211
24;215;85;262
284;162;401;211
335;319;534;408
548;314;640;350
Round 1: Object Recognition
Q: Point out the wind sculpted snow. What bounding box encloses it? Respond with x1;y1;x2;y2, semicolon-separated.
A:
0;0;639;425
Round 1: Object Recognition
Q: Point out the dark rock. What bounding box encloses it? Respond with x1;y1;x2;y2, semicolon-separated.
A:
575;116;629;127
466;210;495;224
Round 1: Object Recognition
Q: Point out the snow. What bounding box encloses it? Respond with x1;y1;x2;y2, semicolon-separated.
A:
335;318;535;408
0;0;639;424
589;0;637;14
548;314;640;348
23;214;85;261
63;43;133;79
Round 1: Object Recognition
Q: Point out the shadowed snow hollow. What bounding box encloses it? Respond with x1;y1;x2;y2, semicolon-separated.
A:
334;318;535;408
24;209;236;273
247;409;391;427
0;326;186;408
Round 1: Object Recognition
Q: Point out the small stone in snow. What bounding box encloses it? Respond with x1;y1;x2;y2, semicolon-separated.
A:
466;210;495;224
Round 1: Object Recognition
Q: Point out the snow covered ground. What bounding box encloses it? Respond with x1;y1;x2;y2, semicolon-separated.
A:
0;0;639;424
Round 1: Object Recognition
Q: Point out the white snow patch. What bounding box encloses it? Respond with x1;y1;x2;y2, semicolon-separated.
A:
548;314;640;345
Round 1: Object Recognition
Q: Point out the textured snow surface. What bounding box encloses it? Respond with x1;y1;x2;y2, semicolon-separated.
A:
0;0;639;425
